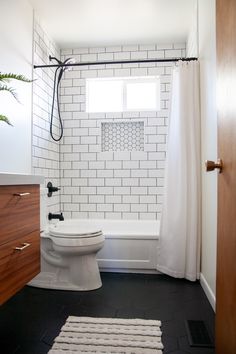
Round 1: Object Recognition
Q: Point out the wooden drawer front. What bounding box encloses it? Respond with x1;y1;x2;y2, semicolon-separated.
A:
0;185;40;245
0;230;40;305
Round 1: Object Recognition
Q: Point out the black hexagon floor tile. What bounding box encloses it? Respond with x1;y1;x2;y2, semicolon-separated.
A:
116;306;146;319
161;334;179;353
0;273;215;354
145;304;175;322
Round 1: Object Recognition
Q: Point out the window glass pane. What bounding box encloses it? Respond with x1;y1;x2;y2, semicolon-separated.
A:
126;81;159;110
87;79;123;112
86;77;160;113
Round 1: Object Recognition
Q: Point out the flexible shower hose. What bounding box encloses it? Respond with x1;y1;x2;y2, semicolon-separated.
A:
50;66;64;141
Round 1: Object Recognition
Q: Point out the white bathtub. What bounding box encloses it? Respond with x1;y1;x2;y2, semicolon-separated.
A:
82;219;160;273
53;218;159;238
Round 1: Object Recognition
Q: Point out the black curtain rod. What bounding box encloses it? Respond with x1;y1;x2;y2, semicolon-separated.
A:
34;57;198;69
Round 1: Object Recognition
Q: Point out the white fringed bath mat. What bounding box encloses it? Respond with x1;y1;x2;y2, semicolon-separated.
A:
48;316;163;353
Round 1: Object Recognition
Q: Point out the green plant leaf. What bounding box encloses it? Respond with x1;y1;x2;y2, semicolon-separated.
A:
0;84;19;102
0;114;13;126
0;72;32;126
0;72;32;83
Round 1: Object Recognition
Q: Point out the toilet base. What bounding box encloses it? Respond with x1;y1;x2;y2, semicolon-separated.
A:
69;253;102;290
28;266;102;291
28;242;103;291
28;271;102;291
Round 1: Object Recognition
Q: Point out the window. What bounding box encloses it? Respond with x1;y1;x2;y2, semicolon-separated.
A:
86;76;160;113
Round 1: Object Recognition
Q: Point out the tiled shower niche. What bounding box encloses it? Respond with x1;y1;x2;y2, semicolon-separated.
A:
101;121;144;152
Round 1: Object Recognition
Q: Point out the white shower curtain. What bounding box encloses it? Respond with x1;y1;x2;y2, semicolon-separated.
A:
156;61;201;281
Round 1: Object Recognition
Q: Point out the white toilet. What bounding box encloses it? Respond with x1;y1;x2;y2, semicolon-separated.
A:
29;188;105;291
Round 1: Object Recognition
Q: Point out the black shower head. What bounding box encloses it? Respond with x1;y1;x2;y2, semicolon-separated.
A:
57;58;76;81
62;57;76;71
49;55;76;70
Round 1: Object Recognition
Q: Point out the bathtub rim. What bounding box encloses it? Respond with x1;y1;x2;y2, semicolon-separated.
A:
45;218;160;241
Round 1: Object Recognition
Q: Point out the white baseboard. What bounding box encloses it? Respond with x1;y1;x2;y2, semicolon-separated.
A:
200;273;216;312
100;268;161;274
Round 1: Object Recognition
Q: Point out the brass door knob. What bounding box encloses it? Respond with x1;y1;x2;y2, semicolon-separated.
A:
205;159;223;173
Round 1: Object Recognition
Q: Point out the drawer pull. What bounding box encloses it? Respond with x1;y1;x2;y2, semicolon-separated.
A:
14;243;31;251
13;192;31;197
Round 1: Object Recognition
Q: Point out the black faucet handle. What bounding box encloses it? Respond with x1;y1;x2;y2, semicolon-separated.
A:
47;182;61;197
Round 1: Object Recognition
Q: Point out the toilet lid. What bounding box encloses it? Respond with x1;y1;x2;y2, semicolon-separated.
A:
49;224;103;238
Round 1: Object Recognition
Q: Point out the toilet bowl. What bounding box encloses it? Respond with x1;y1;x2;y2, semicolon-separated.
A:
28;188;105;291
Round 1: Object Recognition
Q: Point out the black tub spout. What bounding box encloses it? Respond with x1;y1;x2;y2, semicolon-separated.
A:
48;212;64;221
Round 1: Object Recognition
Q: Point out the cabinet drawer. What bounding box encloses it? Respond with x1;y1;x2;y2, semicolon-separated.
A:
0;185;40;244
0;230;40;305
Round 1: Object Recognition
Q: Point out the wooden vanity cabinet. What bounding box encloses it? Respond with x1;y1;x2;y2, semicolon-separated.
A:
0;184;40;305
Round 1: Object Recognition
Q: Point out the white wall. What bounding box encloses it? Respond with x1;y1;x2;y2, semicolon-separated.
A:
198;0;217;310
0;0;33;173
32;18;61;214
186;0;198;57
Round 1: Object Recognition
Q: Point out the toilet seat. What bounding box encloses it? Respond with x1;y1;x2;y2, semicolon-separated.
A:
48;233;105;247
50;230;103;239
48;223;105;247
49;224;102;239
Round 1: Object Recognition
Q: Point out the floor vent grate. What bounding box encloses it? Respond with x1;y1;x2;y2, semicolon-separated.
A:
185;320;214;347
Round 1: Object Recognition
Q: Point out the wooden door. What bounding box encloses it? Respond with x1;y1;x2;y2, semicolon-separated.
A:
216;0;236;353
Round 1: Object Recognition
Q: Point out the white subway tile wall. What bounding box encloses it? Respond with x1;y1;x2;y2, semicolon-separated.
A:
32;20;185;220
59;43;186;220
32;19;61;214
